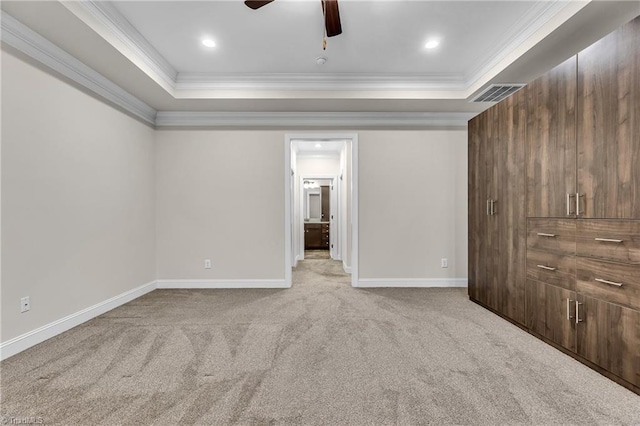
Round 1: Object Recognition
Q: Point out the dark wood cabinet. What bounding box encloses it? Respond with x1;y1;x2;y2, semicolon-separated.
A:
469;15;640;395
525;279;577;352
576;294;640;388
468;106;499;310
578;17;640;219
467;114;486;303
525;57;577;218
304;223;330;250
468;92;526;324
496;91;527;324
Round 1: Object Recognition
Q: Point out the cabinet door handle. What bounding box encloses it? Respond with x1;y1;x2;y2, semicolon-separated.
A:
575;300;583;324
537;265;557;271
594;278;623;287
566;298;574;320
594;238;623;243
491;199;497;215
536;232;556;238
576;193;584;216
566;193;575;216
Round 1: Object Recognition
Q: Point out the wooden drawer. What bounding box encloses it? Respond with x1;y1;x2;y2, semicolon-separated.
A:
526;249;576;290
576;258;640;311
527;219;576;255
576;220;640;264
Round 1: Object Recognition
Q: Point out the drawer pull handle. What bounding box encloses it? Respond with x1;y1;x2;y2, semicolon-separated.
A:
537;233;556;238
537;265;557;271
594;278;623;287
594;238;623;243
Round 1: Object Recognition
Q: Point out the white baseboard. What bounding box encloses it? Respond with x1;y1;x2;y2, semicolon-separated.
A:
0;280;157;361
343;261;352;274
356;278;468;288
156;279;290;289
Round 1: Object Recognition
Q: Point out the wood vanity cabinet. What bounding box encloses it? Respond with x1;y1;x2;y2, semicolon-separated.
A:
469;15;640;394
304;223;330;250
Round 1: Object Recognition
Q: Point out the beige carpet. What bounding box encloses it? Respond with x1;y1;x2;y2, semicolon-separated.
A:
304;250;330;260
2;258;640;425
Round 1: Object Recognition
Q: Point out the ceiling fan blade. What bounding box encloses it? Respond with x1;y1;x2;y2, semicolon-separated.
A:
245;0;274;10
322;0;342;37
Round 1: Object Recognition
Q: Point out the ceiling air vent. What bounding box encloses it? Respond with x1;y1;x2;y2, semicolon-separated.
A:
471;84;525;103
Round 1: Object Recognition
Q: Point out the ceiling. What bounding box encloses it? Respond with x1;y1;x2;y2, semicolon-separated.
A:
2;0;639;126
294;140;345;156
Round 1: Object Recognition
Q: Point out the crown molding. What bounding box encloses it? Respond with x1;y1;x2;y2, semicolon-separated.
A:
2;11;472;130
60;0;177;95
1;12;157;125
155;111;473;128
175;73;467;92
464;0;589;96
58;0;583;98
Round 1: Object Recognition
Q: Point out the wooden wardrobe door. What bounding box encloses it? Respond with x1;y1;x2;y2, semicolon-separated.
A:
468;113;490;303
526;56;577;218
496;90;527;324
485;107;500;311
526;280;577;352
578;17;640;219
576;294;640;387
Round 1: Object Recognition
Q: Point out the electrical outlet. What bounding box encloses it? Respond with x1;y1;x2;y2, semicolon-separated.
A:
204;259;212;269
21;296;30;313
441;258;448;268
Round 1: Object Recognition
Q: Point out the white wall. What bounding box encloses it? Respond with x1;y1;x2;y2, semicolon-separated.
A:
1;49;156;342
155;130;285;281
154;130;467;285
0;49;469;360
358;130;468;281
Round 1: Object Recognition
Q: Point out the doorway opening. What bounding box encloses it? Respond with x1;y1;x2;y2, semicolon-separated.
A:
284;133;358;288
301;176;336;260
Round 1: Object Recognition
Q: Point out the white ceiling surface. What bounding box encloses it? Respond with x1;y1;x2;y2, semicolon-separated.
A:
2;1;639;117
294;140;345;156
113;1;534;76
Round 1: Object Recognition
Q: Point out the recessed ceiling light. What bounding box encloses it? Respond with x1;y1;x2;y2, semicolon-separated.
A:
424;39;440;49
201;38;216;48
315;143;322;148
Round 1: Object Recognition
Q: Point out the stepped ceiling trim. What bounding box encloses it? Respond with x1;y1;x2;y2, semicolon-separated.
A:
1;12;157;125
60;0;589;99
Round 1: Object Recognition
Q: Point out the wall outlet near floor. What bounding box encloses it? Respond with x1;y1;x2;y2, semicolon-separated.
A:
21;296;30;313
204;259;212;269
441;258;448;268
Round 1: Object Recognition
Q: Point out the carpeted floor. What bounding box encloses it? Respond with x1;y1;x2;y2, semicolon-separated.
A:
304;250;331;260
2;258;640;425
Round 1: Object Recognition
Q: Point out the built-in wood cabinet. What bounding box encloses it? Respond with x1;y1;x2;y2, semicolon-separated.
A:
468;91;526;324
469;15;640;394
525;56;577;218
525;279;577;352
578;17;640;219
576;295;640;387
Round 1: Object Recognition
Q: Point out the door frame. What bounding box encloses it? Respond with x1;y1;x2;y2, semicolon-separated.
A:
298;174;338;262
284;133;358;288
